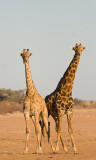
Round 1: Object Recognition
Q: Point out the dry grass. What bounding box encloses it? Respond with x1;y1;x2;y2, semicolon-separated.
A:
0;102;23;114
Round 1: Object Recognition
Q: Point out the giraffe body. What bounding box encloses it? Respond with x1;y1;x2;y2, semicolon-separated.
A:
44;44;86;153
19;49;54;154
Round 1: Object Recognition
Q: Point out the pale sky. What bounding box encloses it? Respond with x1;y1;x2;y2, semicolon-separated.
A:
0;0;96;100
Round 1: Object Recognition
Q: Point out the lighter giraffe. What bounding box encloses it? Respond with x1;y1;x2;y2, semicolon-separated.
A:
42;44;86;153
19;49;55;154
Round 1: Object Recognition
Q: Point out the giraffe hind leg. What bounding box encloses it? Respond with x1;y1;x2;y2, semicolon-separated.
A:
55;119;68;153
35;114;42;154
39;120;45;137
60;135;68;153
42;114;55;153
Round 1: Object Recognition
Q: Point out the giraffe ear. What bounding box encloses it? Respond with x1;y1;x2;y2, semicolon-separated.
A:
29;53;32;56
19;53;23;56
72;47;75;50
83;46;86;50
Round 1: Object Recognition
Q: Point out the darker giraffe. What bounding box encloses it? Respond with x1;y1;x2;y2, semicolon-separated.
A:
43;44;86;153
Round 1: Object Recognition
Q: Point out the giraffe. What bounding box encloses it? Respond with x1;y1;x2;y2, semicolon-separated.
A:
42;44;86;153
19;49;55;154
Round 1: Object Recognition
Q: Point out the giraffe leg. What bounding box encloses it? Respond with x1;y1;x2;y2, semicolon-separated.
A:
55;116;62;153
39;119;45;143
42;113;55;153
24;112;30;154
35;114;42;154
55;120;68;153
31;116;35;125
60;134;68;153
67;111;78;154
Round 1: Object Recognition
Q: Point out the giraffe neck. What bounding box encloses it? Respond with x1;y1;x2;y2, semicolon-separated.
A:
57;53;81;95
25;62;36;97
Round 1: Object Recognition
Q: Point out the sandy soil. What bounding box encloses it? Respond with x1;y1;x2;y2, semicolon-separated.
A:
0;109;96;160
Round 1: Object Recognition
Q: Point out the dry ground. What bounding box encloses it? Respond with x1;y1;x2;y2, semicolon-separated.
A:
0;109;96;160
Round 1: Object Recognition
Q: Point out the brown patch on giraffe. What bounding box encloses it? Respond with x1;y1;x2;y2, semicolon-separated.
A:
66;77;72;83
62;96;67;102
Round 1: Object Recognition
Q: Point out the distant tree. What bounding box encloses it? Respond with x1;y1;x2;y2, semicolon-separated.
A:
0;88;25;103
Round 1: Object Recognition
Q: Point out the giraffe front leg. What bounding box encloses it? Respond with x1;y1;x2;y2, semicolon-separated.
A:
55;116;62;153
67;111;78;154
24;112;30;154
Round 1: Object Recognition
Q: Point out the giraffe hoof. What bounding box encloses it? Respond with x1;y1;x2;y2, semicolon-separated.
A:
52;147;55;153
36;151;42;154
55;148;59;154
64;147;68;153
55;151;59;154
74;150;79;154
36;147;42;154
23;149;28;154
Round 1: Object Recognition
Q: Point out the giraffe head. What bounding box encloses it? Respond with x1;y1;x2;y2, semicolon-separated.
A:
72;44;86;55
19;49;32;64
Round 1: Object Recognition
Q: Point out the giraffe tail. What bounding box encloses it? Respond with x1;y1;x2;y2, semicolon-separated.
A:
48;121;50;143
39;120;50;143
39;120;45;136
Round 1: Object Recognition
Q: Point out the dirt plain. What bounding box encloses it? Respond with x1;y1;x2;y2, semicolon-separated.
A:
0;109;96;160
